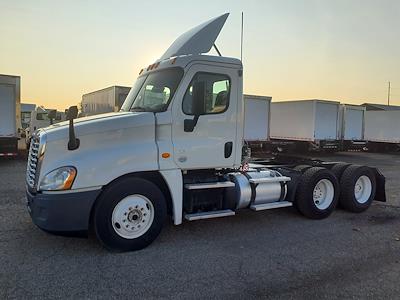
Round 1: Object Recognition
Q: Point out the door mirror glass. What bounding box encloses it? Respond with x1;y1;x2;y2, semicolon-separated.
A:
191;81;206;116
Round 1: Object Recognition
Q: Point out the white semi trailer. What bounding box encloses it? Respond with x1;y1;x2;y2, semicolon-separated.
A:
81;86;131;116
364;110;400;151
0;74;21;157
26;14;386;252
270;99;341;152
338;104;366;150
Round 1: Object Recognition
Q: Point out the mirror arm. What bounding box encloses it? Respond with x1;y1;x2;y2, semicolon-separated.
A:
68;118;80;150
184;115;200;132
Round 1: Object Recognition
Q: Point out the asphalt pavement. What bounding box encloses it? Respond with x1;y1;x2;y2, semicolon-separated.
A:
1;152;400;299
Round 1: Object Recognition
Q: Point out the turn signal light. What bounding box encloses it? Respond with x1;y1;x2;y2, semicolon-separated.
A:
161;152;171;159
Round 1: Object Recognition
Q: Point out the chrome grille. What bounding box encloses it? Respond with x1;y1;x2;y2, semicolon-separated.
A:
26;136;40;189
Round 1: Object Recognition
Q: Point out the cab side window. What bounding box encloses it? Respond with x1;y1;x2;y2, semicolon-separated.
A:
183;73;230;115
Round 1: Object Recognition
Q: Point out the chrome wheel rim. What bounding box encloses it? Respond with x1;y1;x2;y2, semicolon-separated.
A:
111;195;154;239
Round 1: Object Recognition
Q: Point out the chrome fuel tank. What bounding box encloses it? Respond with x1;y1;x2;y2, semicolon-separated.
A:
227;170;289;209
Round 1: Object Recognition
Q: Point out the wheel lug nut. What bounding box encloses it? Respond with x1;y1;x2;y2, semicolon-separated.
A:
129;207;132;211
135;205;138;209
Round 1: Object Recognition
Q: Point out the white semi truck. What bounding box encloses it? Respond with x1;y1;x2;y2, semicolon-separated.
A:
26;14;386;252
0;74;21;157
25;107;66;148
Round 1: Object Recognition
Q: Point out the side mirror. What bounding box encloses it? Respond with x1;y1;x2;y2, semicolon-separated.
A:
191;81;205;116
67;106;79;150
184;81;205;132
67;106;78;120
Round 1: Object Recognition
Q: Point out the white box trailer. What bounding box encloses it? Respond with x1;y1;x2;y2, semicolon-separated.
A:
364;110;400;151
243;94;271;141
82;86;131;116
338;104;366;150
270;99;340;150
0;74;20;157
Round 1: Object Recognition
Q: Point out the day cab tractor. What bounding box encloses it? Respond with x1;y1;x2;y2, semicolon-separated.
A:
26;14;386;251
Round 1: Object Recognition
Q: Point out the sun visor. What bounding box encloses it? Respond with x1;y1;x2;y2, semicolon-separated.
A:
159;13;229;61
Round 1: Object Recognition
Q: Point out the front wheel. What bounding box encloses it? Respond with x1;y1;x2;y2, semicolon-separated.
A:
93;177;167;252
295;167;339;219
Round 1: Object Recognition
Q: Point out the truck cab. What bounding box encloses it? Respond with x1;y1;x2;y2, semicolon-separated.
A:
26;107;66;148
26;13;386;252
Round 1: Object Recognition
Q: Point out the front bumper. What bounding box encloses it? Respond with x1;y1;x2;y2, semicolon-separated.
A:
26;189;101;232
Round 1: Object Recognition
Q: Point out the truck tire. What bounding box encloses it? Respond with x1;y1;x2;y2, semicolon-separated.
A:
295;167;339;219
93;177;167;252
339;165;376;213
293;165;312;173
331;163;351;180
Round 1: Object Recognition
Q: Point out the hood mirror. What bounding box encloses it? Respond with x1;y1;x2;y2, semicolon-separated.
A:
67;106;80;151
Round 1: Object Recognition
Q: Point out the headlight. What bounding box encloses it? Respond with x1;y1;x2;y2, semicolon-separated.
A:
39;166;77;191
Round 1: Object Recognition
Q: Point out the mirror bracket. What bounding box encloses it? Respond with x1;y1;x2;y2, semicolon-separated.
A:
184;115;199;132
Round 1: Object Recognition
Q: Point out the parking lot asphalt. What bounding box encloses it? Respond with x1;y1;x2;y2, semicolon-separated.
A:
1;152;400;299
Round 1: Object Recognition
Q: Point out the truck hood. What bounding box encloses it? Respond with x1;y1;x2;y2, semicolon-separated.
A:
42;111;154;142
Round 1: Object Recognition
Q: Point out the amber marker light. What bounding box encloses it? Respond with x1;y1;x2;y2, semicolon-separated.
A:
161;152;171;159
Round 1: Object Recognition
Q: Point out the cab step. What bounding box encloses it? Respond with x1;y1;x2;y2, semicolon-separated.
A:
250;201;293;211
184;209;235;221
184;181;235;190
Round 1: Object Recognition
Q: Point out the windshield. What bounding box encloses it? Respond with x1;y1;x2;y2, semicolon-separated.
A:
121;67;183;112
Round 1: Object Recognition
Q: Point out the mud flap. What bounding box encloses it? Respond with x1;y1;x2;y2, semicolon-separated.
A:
373;168;386;202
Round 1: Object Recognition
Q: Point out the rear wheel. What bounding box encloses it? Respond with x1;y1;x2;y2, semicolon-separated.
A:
331;163;351;180
93;177;167;252
339;165;376;213
293;164;312;173
295;167;339;219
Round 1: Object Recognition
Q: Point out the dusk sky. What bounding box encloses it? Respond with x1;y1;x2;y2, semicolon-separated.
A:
1;0;399;110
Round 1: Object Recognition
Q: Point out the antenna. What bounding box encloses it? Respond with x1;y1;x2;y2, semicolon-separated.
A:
387;81;391;106
240;12;244;62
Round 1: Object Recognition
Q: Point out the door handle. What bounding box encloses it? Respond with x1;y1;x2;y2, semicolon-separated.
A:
224;142;233;158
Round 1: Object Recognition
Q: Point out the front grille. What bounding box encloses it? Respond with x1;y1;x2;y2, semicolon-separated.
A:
26;136;40;189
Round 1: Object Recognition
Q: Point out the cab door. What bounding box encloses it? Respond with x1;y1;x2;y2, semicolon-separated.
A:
171;64;239;170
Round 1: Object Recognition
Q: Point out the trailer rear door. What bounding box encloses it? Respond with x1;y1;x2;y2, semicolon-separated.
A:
344;108;364;140
0;84;16;136
315;102;339;140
